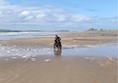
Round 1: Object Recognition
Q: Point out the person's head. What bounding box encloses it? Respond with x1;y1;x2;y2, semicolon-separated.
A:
55;34;58;37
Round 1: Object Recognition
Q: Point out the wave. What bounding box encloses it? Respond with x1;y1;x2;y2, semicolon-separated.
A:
0;32;32;36
0;31;57;40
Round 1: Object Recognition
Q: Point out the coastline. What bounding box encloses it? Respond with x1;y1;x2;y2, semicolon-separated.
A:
0;31;117;47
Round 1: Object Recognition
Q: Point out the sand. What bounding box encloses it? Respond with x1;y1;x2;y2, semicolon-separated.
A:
0;56;117;83
0;31;117;46
0;31;117;83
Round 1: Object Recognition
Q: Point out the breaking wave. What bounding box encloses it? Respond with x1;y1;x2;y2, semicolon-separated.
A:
0;31;57;40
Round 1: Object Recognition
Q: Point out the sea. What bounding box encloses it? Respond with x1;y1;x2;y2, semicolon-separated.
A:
0;30;58;40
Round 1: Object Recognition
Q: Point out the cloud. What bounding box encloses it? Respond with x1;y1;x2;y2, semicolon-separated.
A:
0;0;8;5
0;0;117;30
0;0;91;24
89;16;117;24
70;14;90;22
20;11;31;16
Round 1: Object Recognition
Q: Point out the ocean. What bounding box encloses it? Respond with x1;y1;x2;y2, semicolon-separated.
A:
0;31;58;40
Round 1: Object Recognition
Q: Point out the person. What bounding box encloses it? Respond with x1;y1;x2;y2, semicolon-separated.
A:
54;35;62;55
55;35;61;44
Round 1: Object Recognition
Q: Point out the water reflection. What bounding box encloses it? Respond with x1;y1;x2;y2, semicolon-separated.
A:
62;43;117;57
54;49;62;56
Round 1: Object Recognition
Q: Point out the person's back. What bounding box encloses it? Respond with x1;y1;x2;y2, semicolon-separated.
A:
54;35;62;51
55;35;61;43
55;35;61;44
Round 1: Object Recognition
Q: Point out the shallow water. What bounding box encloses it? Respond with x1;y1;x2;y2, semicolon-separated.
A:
0;31;57;40
0;43;117;59
62;43;117;57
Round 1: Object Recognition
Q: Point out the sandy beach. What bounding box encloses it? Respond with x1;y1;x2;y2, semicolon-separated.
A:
0;31;117;83
0;56;117;83
0;31;117;46
0;0;117;82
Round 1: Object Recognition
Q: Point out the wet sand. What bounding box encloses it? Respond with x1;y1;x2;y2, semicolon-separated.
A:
0;31;117;83
0;56;117;83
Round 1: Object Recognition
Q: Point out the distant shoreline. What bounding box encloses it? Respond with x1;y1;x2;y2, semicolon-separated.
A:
0;29;117;32
0;29;71;32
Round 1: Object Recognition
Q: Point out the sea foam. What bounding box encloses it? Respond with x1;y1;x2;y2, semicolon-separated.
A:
0;45;53;58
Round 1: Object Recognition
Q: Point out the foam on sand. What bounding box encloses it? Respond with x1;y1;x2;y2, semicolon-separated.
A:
0;45;53;58
0;43;117;59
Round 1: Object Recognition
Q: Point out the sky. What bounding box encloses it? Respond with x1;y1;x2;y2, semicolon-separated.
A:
0;0;117;31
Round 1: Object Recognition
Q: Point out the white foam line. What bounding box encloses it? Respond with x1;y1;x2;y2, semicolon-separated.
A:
63;45;79;49
0;45;53;58
45;59;51;62
84;45;99;48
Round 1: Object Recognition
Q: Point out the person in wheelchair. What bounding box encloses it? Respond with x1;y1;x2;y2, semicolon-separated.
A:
55;35;61;44
54;35;62;50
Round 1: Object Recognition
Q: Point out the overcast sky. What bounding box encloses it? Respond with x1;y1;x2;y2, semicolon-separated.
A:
0;0;117;30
